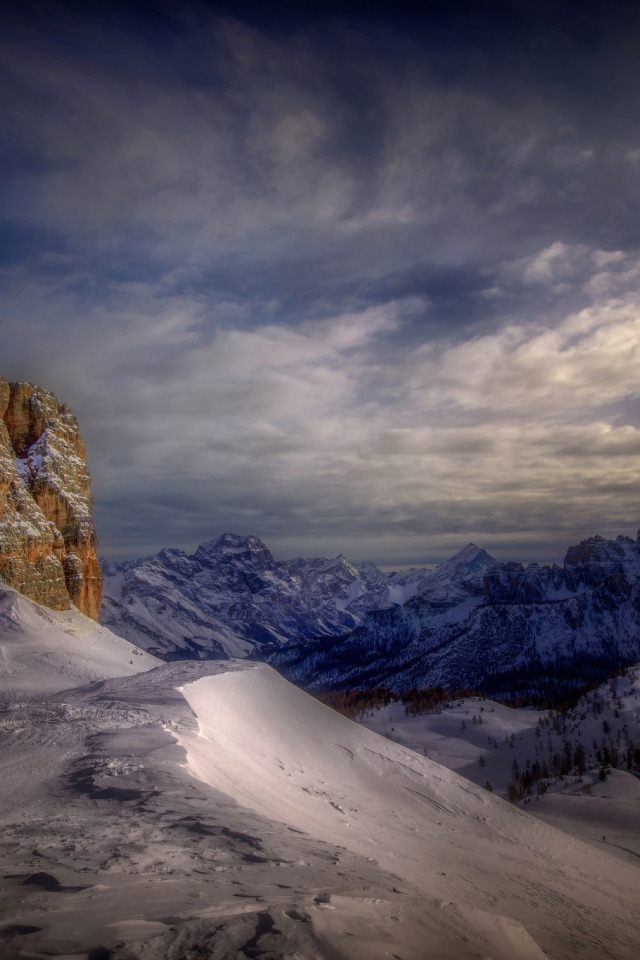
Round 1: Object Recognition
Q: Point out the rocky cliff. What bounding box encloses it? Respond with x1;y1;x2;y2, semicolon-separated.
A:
0;378;101;619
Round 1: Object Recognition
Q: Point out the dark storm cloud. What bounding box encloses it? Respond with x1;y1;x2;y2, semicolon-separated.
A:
1;0;639;564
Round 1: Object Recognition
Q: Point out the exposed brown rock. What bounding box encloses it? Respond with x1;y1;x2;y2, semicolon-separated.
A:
0;378;9;419
0;378;102;619
3;381;60;457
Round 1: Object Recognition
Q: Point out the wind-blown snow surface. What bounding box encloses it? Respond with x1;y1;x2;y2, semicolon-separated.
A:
177;667;640;959
2;587;640;958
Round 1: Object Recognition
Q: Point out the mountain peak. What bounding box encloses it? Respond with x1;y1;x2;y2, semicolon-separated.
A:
202;533;269;553
435;542;498;576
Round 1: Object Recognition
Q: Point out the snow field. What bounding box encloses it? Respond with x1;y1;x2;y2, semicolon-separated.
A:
177;662;640;959
359;673;640;862
2;583;640;958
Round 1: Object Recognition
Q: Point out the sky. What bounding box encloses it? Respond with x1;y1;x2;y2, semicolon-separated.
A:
1;0;640;566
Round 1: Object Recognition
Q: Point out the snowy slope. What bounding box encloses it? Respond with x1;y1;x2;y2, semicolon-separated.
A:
0;583;160;696
360;695;545;786
101;533;433;659
270;532;640;695
2;637;640;958
177;663;640;959
359;666;640;864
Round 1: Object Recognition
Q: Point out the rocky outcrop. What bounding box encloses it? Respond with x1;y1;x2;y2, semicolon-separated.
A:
563;534;640;592
483;561;564;604
0;378;101;619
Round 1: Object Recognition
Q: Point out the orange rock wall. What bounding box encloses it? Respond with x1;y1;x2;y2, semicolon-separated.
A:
0;378;102;619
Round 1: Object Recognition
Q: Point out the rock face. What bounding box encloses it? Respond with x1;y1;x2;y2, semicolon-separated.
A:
267;534;640;698
0;378;101;619
100;533;433;660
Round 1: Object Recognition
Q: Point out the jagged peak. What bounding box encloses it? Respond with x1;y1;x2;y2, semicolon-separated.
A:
565;532;635;563
316;554;361;577
436;542;497;571
214;532;268;550
157;546;189;559
194;533;275;567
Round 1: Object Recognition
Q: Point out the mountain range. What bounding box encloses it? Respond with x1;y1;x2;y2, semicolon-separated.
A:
5;378;638;705
100;533;433;660
102;530;640;702
268;534;640;698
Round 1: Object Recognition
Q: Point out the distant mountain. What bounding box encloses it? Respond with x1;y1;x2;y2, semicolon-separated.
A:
100;533;433;660
267;533;640;699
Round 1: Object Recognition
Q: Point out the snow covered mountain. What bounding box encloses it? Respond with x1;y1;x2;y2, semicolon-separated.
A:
268;533;640;697
3;580;640;959
101;533;433;659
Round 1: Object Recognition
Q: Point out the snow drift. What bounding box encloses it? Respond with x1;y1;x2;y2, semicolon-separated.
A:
1;584;640;958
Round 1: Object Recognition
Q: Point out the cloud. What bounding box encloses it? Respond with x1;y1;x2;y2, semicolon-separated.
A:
4;244;635;565
1;5;640;563
411;296;640;419
3;9;640;282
